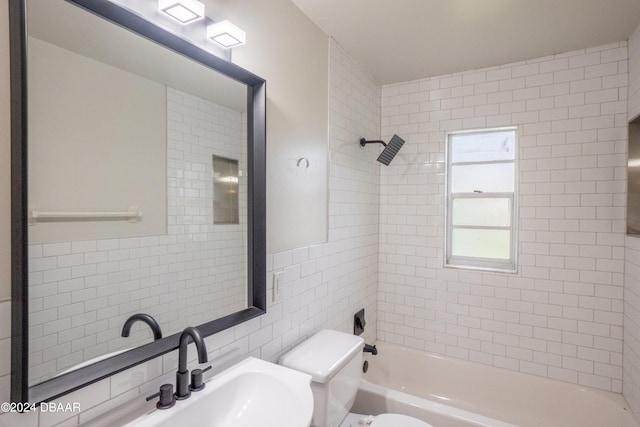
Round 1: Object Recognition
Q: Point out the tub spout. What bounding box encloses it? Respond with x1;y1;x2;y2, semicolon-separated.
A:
364;343;378;355
121;313;162;341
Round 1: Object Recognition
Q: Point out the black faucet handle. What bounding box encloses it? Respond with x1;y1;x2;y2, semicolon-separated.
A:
146;383;175;409
190;365;212;392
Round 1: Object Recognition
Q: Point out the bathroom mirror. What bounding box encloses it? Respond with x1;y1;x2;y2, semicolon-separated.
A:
10;0;266;403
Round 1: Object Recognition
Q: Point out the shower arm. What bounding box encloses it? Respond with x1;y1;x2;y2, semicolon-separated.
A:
360;138;387;147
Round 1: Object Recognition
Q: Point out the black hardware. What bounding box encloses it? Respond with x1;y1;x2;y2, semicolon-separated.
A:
121;313;163;341
359;134;406;165
176;371;190;401
363;343;378;355
360;138;387;147
190;365;212;392
362;361;369;373
354;308;366;335
146;383;175;410
175;327;209;400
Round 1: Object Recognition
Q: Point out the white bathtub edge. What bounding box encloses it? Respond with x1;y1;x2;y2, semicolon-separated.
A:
354;379;517;427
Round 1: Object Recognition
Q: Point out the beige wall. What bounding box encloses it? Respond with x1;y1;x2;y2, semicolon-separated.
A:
28;37;167;243
0;0;10;301
208;0;330;252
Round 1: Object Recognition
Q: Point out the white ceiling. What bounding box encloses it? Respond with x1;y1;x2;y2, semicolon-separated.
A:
291;0;640;85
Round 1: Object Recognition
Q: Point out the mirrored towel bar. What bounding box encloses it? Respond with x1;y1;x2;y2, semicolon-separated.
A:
29;206;142;225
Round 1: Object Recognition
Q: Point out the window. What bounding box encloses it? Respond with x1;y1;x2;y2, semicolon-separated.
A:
445;128;517;272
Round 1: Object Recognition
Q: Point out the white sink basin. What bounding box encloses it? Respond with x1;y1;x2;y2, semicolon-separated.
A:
123;357;313;427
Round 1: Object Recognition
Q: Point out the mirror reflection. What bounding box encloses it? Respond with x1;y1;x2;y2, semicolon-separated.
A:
26;0;249;385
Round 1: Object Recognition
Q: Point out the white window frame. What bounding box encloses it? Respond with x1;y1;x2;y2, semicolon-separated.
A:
445;127;518;273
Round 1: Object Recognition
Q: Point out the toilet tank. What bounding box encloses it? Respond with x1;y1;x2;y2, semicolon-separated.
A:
279;330;365;427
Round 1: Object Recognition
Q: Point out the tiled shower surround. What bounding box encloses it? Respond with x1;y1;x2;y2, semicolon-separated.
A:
379;42;629;392
27;88;247;384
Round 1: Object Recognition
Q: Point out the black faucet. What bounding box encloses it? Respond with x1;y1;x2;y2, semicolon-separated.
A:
175;327;208;400
121;313;163;341
363;343;378;355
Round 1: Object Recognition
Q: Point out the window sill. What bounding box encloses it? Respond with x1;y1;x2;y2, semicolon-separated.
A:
444;262;517;274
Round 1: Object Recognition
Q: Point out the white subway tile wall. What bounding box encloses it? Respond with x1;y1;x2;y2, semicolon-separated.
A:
379;42;628;393
165;86;248;328
26;89;247;384
625;21;640;421
0;40;381;426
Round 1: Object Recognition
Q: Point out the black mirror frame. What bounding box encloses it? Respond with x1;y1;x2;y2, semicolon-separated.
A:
9;0;266;404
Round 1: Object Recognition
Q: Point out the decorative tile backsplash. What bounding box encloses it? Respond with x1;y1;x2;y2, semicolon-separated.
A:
378;41;628;393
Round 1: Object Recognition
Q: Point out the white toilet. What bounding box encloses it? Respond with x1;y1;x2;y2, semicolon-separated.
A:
279;329;433;427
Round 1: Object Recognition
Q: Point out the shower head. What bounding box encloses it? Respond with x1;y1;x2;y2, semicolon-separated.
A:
359;134;405;165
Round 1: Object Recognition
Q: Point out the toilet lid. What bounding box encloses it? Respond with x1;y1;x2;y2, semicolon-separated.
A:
370;413;434;427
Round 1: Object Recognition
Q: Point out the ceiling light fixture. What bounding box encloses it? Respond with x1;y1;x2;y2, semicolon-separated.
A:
207;20;246;48
158;0;205;24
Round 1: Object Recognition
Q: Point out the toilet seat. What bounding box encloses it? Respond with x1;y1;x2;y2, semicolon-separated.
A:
339;413;433;427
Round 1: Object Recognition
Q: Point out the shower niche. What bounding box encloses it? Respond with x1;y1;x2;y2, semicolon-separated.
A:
213;155;240;225
629;115;640;235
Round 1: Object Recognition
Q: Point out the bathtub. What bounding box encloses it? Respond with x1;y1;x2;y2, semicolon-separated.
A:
351;342;639;427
